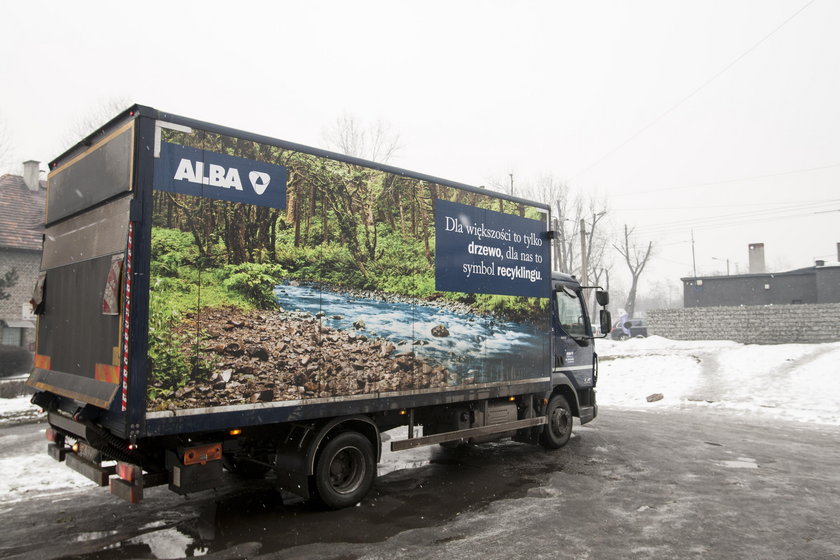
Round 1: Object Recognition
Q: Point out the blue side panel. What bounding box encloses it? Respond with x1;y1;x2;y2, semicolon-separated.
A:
435;199;550;298
154;141;287;210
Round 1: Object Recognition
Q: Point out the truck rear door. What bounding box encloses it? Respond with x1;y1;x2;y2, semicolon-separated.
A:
27;116;136;412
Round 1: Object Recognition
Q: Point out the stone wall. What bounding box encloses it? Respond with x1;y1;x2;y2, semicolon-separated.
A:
647;303;840;344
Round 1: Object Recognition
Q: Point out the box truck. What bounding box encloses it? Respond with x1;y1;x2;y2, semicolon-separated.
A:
28;106;611;507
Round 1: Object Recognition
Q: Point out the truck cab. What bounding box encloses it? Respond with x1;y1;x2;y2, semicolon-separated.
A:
550;273;610;426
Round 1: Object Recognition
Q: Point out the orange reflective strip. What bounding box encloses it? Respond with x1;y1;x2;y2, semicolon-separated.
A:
34;354;51;370
183;443;222;465
94;363;120;384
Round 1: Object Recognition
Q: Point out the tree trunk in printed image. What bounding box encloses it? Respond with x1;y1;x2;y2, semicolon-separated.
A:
419;185;432;265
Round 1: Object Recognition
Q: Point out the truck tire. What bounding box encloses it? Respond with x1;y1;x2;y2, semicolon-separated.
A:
540;394;573;449
314;431;376;509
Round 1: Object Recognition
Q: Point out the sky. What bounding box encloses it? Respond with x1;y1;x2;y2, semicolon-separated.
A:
1;0;838;303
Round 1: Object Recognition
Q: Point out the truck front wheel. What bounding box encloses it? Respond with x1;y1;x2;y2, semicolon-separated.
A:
314;431;376;509
540;394;573;449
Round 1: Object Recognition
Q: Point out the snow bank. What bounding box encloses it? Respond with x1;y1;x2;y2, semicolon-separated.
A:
0;425;94;510
0;395;44;425
597;336;840;425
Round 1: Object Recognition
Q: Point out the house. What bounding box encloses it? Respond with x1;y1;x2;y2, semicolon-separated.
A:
0;161;46;350
682;260;840;308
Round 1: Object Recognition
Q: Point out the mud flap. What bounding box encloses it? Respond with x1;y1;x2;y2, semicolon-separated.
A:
275;446;311;500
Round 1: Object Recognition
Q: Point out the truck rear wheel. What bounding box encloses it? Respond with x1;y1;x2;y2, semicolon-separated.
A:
540;394;573;449
314;431;375;509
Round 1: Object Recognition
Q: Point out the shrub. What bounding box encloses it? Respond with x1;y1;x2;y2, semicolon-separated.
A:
150;228;200;278
222;262;286;309
0;345;32;376
147;295;193;391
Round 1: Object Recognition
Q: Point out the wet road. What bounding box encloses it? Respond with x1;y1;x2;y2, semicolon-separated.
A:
2;409;839;560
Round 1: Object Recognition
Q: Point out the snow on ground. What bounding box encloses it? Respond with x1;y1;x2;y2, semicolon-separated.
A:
0;395;44;425
597;336;840;425
0;423;96;512
0;336;838;506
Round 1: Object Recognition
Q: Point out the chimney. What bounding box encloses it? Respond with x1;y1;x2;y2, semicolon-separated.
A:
815;260;825;267
748;243;765;273
837;242;840;262
23;160;41;192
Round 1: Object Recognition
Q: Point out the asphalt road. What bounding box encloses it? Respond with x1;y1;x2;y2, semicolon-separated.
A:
2;408;838;560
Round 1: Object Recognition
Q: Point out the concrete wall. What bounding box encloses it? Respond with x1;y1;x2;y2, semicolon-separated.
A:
816;267;840;303
647;303;840;344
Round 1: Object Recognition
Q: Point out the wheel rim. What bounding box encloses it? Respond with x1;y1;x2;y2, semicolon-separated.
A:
550;405;570;436
328;446;366;495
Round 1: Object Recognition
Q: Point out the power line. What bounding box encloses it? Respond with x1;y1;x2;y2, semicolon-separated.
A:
609;199;839;237
608;162;840;199
570;0;817;182
614;197;840;212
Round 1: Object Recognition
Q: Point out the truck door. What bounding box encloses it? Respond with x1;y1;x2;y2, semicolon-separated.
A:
27;117;135;413
551;282;595;389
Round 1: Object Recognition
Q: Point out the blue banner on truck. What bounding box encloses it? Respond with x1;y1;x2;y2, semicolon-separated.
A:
154;142;287;209
434;199;550;298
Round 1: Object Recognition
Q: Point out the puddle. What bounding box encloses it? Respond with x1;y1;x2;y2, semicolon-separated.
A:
127;527;208;558
720;457;759;469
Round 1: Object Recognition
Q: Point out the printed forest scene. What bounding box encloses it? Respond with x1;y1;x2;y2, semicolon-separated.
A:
146;130;550;411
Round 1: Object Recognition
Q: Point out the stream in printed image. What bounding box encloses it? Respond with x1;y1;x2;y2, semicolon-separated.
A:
275;283;548;384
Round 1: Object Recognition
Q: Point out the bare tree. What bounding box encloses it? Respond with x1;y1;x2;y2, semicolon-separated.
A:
322;113;401;163
61;97;133;152
613;225;653;318
521;174;610;284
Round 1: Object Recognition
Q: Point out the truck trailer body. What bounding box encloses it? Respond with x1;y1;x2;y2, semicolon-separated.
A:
28;106;610;506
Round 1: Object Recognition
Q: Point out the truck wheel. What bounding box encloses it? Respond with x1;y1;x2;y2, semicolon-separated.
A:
314;431;375;509
540;394;573;449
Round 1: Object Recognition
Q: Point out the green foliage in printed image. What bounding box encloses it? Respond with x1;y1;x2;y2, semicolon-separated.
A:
152;130;549;319
150;227;200;277
472;294;547;322
147;291;199;395
222;262;286;309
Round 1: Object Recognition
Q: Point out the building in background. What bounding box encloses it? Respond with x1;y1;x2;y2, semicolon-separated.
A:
0;161;45;349
682;243;840;308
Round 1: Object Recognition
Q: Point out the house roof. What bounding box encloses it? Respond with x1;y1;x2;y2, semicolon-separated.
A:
680;262;840;283
0;174;46;251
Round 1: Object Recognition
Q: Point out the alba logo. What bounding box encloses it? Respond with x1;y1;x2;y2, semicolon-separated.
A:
156;142;287;210
174;159;272;196
249;171;271;195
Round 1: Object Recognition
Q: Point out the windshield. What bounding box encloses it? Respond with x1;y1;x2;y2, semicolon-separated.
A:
555;285;588;337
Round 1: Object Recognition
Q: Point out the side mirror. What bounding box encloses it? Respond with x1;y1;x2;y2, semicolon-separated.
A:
600;310;612;336
596;290;609;307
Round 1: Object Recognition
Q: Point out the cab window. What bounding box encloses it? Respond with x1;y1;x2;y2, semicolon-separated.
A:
555;285;588;337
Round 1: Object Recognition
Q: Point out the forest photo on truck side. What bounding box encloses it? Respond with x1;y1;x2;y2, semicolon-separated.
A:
146;128;551;412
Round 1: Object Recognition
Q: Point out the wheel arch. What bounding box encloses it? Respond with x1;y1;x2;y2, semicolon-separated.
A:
306;415;380;476
549;379;580;418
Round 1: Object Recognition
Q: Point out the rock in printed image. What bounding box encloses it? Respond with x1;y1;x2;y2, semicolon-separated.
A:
147;307;451;411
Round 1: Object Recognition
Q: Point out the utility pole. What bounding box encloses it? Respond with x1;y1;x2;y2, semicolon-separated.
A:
580;218;588;285
509;173;514;196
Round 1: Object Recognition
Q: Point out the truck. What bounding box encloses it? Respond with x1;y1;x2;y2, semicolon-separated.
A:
27;105;611;507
